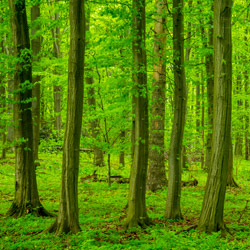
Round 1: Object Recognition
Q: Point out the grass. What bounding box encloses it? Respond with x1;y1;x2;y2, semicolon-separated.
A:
0;151;250;249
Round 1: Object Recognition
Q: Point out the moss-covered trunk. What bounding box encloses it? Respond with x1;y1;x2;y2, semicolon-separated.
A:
198;0;232;233
47;0;85;235
126;0;151;228
165;0;186;220
7;0;50;218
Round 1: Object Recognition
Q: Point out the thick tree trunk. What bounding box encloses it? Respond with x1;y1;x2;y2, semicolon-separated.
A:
198;0;232;233
126;0;151;228
147;0;167;192
47;0;85;235
31;4;41;162
165;0;186;220
7;0;50;218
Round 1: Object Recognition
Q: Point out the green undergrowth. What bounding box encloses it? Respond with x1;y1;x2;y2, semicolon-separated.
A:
0;152;250;249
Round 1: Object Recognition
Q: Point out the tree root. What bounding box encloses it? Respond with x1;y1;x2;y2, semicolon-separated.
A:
6;202;54;218
125;216;154;229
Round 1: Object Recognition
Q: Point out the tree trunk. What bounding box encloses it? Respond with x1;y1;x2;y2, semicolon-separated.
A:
85;8;104;167
0;54;6;159
7;0;50;218
165;0;186;220
147;0;167;192
52;0;62;132
201;67;205;169
47;0;85;235
198;0;232;233
126;0;151;228
86;73;104;166
204;5;214;169
119;130;125;168
31;3;41;162
227;138;239;187
244;17;249;160
234;75;243;156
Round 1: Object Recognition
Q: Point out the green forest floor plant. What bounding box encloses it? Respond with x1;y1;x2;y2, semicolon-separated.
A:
0;152;250;249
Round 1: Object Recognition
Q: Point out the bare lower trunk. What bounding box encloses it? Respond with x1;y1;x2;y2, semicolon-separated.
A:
147;0;167;192
86;73;104;166
227;138;239;187
165;0;186;220
47;0;85;235
198;0;232;233
119;130;125;167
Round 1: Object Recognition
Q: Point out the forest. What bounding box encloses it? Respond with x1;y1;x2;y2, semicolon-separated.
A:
0;0;250;249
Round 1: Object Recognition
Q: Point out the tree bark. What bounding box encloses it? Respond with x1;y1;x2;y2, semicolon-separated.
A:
0;48;6;159
147;0;167;192
119;130;125;168
125;0;151;228
7;0;50;218
52;0;62;132
204;5;214;169
234;75;243;156
46;0;85;235
198;0;232;233
86;73;104;166
31;3;41;162
165;0;186;220
85;8;104;167
244;16;249;160
227;137;239;187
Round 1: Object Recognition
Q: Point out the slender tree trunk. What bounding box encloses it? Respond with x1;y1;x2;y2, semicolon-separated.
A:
126;0;151;228
196;80;200;133
3;40;15;148
234;75;243;156
201;75;205;169
86;73;104;166
198;0;232;233
147;0;167;192
244;17;249;160
165;0;186;220
52;0;62;132
7;0;50;218
227;137;239;187
245;72;249;160
119;130;125;167
85;8;104;167
31;3;41;162
204;5;214;169
0;49;6;159
46;0;85;235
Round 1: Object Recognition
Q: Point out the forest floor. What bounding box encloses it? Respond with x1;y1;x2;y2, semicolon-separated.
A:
0;151;250;249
